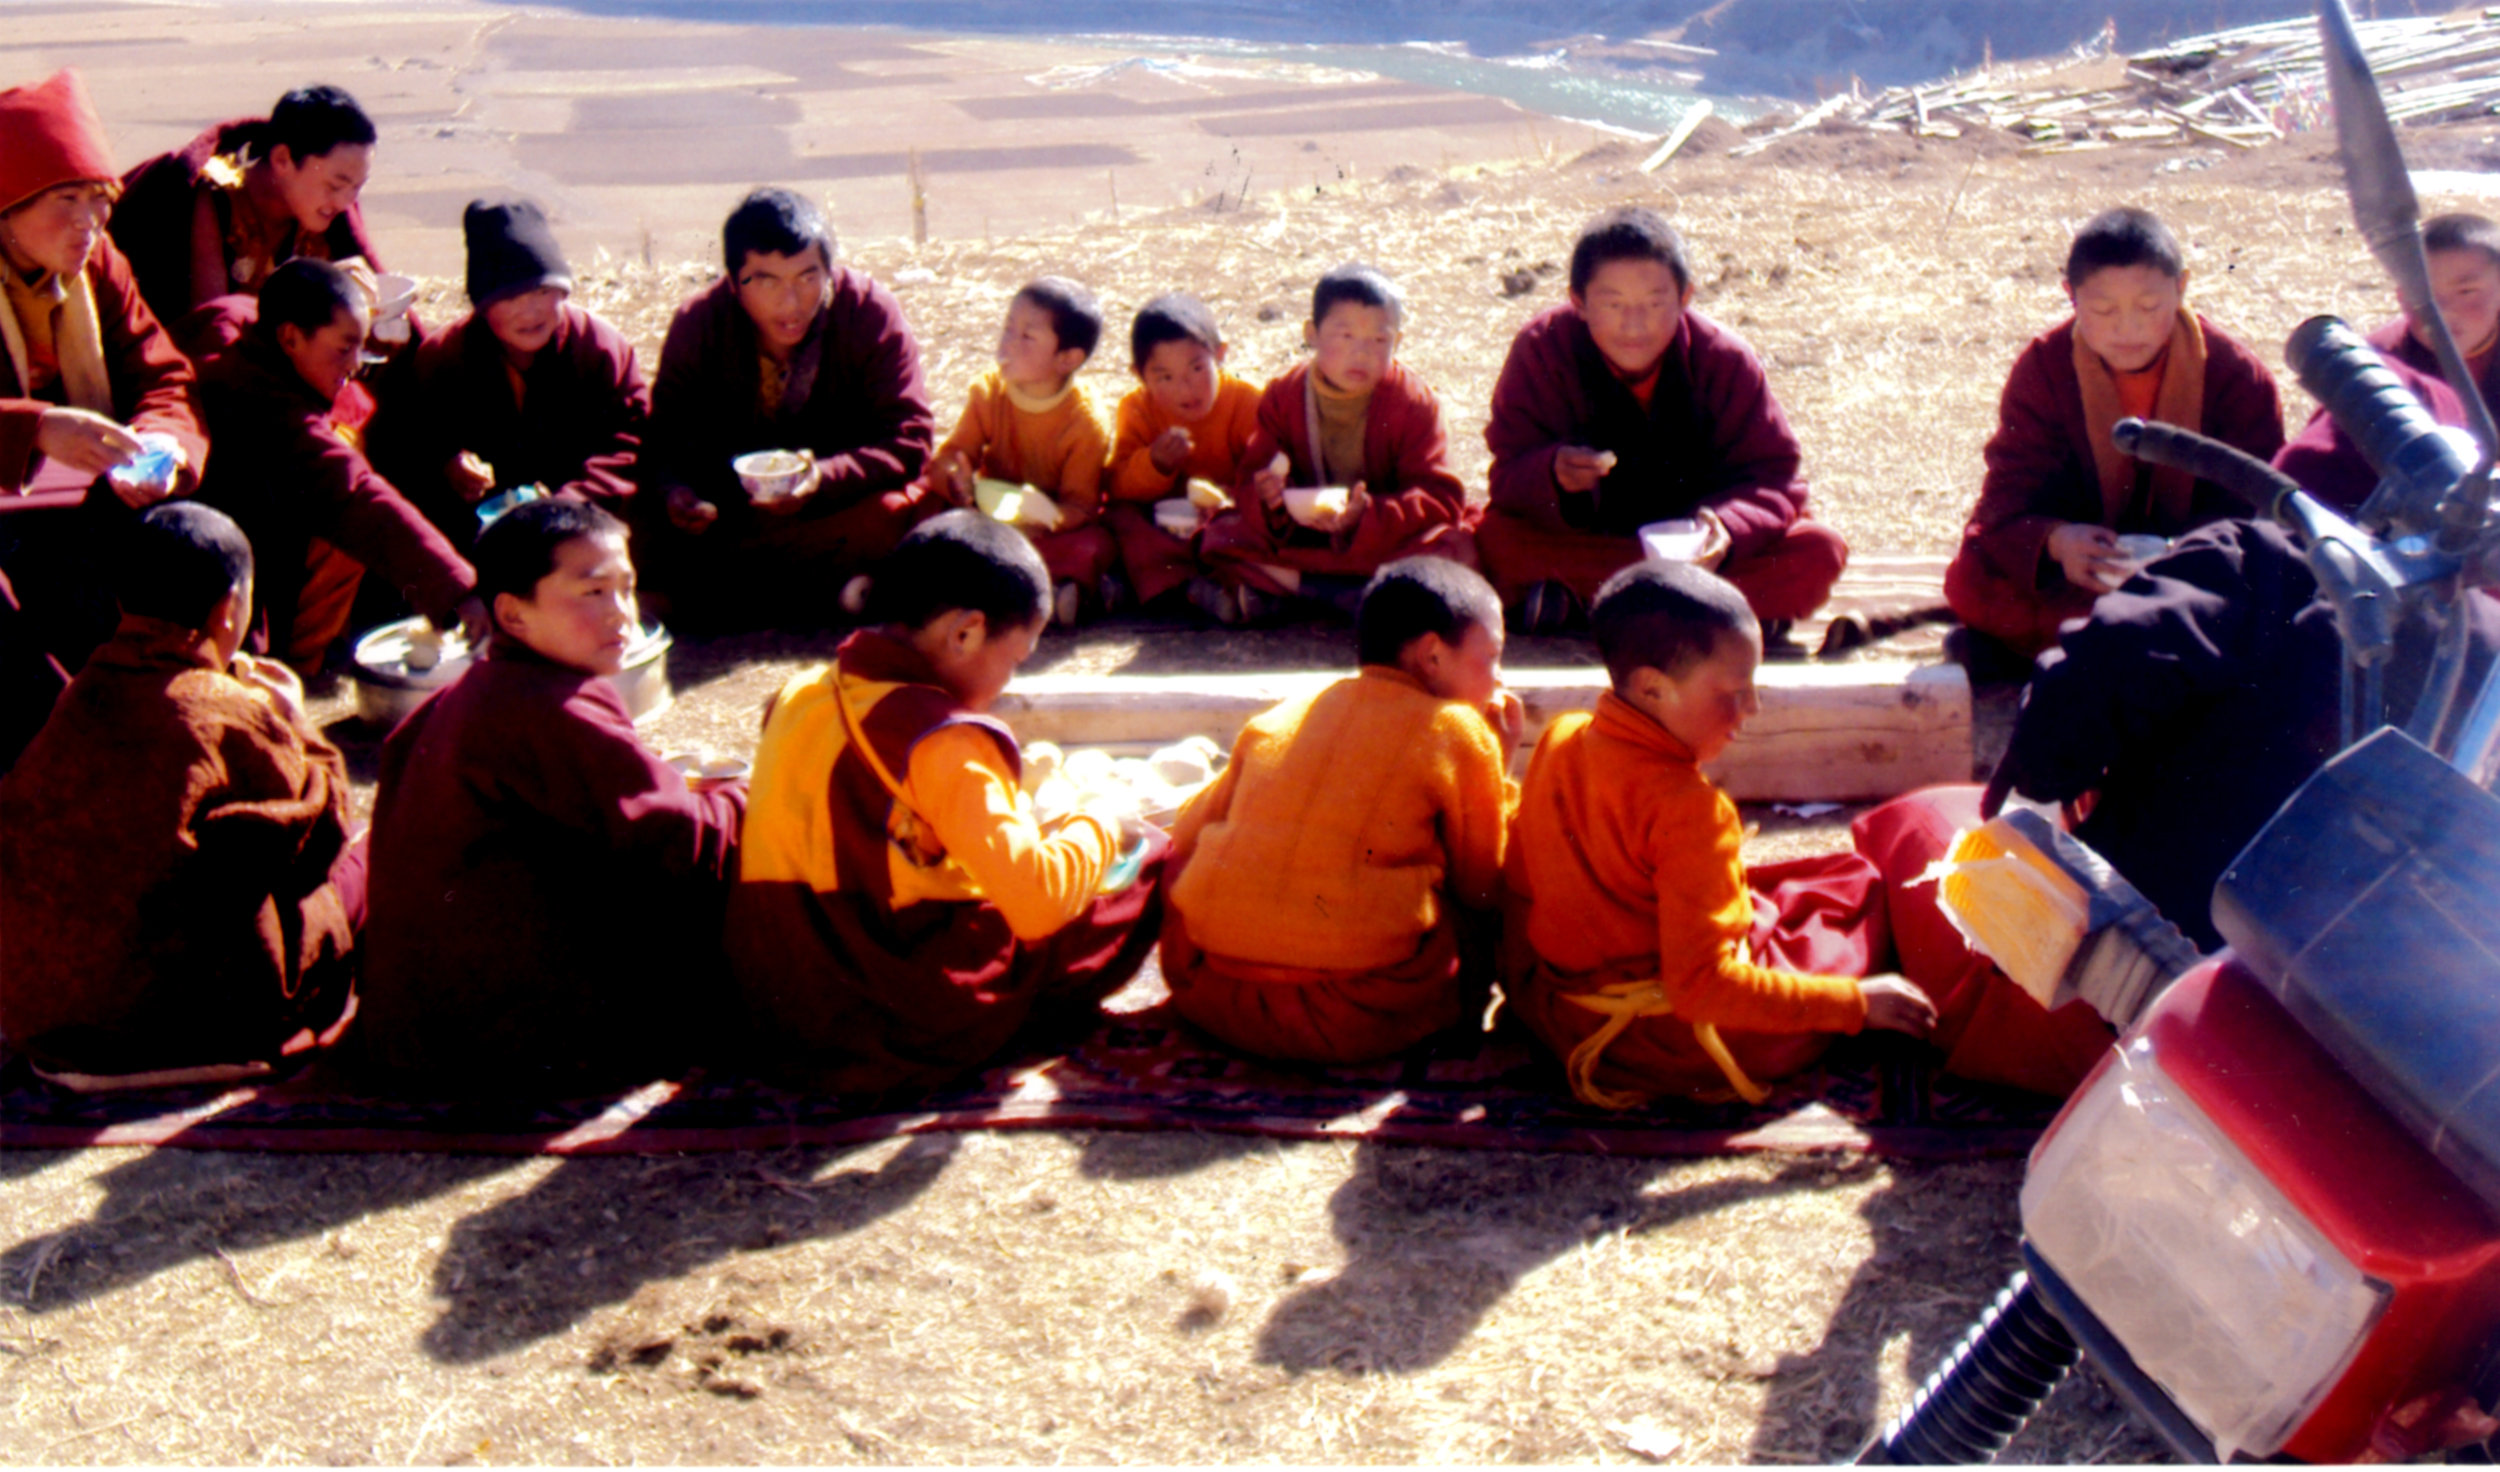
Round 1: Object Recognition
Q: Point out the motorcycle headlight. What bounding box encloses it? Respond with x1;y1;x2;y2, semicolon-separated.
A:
2021;1038;2391;1461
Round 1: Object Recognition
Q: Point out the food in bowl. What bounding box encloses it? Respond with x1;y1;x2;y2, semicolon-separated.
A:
972;476;1064;530
732;449;813;504
1281;486;1352;527
1153;498;1202;537
1185;477;1233;512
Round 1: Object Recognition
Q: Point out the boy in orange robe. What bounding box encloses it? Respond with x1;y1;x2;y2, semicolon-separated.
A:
1104;293;1262;610
920;276;1116;626
1504;560;1938;1106
727;510;1166;1096
1198;263;1476;624
1161;557;1522;1064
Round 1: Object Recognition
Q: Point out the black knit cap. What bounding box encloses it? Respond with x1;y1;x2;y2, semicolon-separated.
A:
463;196;571;307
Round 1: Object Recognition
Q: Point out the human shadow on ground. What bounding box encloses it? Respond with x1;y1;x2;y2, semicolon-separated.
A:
0;1142;522;1313
0;1149;72;1184
1743;1161;2015;1461
1255;1130;1862;1375
1742;1159;2175;1463
1075;1124;1272;1180
418;1131;958;1363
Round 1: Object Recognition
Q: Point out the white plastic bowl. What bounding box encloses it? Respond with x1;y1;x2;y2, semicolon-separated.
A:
732;449;812;503
1281;486;1351;527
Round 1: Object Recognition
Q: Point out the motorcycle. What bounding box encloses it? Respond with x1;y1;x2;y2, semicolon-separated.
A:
1857;1;2500;1461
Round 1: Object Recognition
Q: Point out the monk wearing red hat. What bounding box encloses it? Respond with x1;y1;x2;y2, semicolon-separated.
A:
0;67;209;768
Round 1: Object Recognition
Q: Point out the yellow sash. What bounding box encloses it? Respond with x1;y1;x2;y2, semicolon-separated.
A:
1561;979;1770;1110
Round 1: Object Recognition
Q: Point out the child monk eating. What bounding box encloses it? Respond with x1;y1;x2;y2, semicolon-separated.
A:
727;510;1165;1096
1104;292;1262;611
1504;560;1937;1106
1945;207;2284;665
1161;556;1522;1064
1198;263;1474;624
920;276;1117;626
0;502;360;1090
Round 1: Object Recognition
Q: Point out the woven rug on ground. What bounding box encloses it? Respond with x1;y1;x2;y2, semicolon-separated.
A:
0;974;2062;1158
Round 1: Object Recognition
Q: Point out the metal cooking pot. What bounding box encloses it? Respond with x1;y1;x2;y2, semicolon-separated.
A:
349;617;673;728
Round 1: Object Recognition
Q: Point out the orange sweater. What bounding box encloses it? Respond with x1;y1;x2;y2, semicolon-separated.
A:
1507;692;1867;1034
1169;666;1515;972
935;369;1111;515
739;632;1116;943
1107;375;1263;504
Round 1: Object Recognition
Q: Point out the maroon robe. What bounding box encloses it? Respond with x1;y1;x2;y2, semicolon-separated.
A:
1479;302;1843;622
193;330;474;661
639;271;937;630
2369;314;2500;413
1945;314;2285;657
365;302;647;552
0;237;210;766
357;641;746;1096
0;615;359;1083
1200;359;1474;591
109;118;387;328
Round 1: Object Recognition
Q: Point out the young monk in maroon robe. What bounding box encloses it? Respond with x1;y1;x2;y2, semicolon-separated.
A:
2367;212;2500;415
639;187;936;631
366;197;648;555
1481;207;1845;641
1197;263;1475;624
0;68;211;767
1945;207;2285;662
357;499;745;1098
109;84;383;328
1;503;360;1091
727;511;1167;1097
1162;558;1520;1065
192;259;481;673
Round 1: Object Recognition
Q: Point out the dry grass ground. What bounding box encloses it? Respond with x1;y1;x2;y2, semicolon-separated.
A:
11;112;2497;1464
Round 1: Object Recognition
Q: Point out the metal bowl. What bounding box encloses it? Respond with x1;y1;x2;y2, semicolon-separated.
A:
349;617;673;729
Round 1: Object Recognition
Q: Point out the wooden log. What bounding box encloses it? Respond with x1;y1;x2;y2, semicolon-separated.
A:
1729;93;1855;156
1639;99;1716;172
996;661;1972;803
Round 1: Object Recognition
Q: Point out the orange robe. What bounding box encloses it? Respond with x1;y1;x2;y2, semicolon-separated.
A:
1162;666;1514;1063
1504;693;1877;1105
1103;375;1262;603
935;369;1115;588
1107;375;1263;503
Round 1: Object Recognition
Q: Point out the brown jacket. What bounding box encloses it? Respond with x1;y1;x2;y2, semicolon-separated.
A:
0;616;357;1078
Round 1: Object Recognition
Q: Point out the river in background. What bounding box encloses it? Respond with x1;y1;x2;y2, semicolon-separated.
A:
1017;38;1732;138
542;0;2316;135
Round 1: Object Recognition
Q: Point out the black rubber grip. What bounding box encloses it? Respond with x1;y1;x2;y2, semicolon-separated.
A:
2285;314;2470;496
2110;417;2301;514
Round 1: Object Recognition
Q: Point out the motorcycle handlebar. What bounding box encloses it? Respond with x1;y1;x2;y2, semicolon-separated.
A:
2285;314;2473;506
2109;417;2300;515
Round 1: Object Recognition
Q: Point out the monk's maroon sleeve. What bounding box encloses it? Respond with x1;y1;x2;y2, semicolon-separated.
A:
807;274;934;508
1484;318;1577;524
1685;324;1807;561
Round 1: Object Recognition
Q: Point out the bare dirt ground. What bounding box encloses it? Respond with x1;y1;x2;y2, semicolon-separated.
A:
13;19;2500;1459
